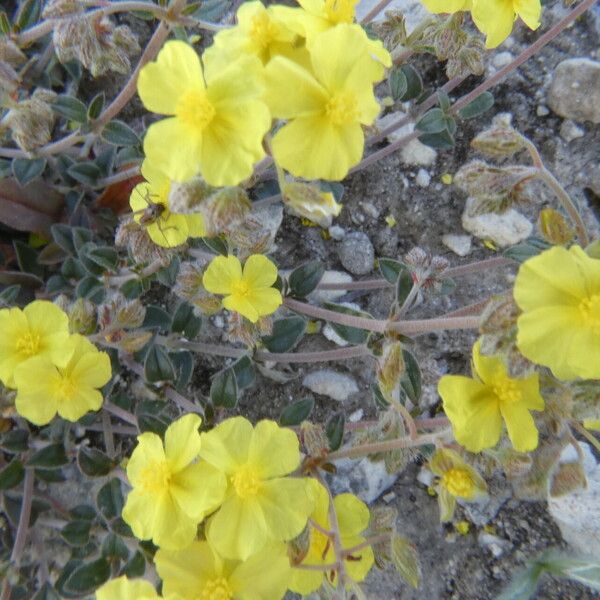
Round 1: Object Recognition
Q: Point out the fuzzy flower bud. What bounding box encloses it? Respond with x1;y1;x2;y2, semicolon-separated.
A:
198;188;251;237
68;298;97;334
282;182;342;228
0;39;26;66
114;221;173;266
42;0;82;18
471;114;526;158
0;61;21;96
99;294;146;331
4;88;57;152
377;341;405;401
300;421;329;457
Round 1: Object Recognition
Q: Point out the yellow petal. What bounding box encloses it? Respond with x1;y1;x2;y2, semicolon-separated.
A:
170;461;227;520
96;576;160;600
471;340;505;383
242;254;279;289
137;40;204;115
70;345;112;388
334;493;370;537
229;544;291;600
143;117;204;183
246;288;282;317
199;415;253;473
564;328;600;380
265;56;327;118
515;371;545;411
514;0;541;30
140;159;171;191
421;0;471;12
147;213;189;248
203;255;243;296
164;414;202;472
14;357;60;425
207;495;268;560
57;387;103;422
247;420;300;478
185;214;205;238
499;401;539;452
155;541;221;597
271;115;363;181
471;0;516;48
223;294;260;323
126;432;166;488
0;308;28;386
343;535;374;583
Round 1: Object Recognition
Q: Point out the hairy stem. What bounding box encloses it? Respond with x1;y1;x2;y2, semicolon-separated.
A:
255;345;370;363
571;420;600;454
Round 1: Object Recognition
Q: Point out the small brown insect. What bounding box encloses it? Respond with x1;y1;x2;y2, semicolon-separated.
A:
124;187;173;246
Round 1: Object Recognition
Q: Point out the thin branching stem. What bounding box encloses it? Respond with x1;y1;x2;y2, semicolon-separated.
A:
571;420;600;454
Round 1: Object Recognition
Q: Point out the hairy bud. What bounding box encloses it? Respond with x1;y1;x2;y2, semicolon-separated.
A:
377;341;405;401
0;39;26;66
115;221;173;266
200;188;251;237
538;208;574;246
99;294;146;331
42;0;82;18
301;421;330;457
0;61;21;96
4;88;57;152
471;113;526;158
282;182;342;228
68;298;97;334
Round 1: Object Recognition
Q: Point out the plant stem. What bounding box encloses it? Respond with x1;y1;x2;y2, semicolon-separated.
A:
95;163;141;189
165;386;204;417
341;534;390;557
101;410;115;456
106;258;164;286
360;0;394;24
255;345;370;363
571;420;600;454
316;278;391;291
327;430;450;461
104;400;139;428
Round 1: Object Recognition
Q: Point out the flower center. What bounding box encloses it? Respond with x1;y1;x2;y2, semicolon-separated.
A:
492;375;522;405
176;89;215;131
140;460;171;493
579;294;600;333
325;91;359;126
231;279;251;298
200;577;232;600
15;331;42;358
231;464;261;498
249;14;276;49
441;467;475;498
56;374;77;400
323;0;355;23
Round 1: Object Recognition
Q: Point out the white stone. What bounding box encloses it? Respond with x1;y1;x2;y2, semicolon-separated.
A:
417;467;434;488
302;370;359;402
349;408;364;423
461;197;533;248
442;233;472;257
361;201;380;219
549;443;600;556
328;225;346;240
559;119;585;142
308;270;353;303
415;168;431;187
537;104;550;117
356;0;428;30
492;51;514;69
478;532;512;558
376;112;437;166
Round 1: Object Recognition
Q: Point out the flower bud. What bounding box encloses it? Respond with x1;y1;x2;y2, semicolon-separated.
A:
168;176;215;213
42;0;82;18
538;208;574;246
4;88;57;152
115;221;173;266
0;39;26;66
282;182;342;228
377;341;405;401
0;61;20;96
68;297;97;334
471;113;526;158
199;187;251;237
300;421;329;457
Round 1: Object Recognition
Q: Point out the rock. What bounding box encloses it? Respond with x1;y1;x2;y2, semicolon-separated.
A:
477;532;512;558
548;442;600;556
442;233;472;257
416;168;431;187
308;270;353;303
417;466;435;488
462;197;533;248
536;104;550;117
459;474;512;526
302;370;359;402
361;201;380;219
547;58;600;123
349;408;364;423
492;51;514;70
326;457;399;503
328;225;345;241
376;112;437;166
338;231;375;275
356;0;428;29
559;119;585;142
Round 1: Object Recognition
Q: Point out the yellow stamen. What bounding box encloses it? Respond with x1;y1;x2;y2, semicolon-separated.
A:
200;577;232;600
231;464;261;498
441;467;475;499
176;89;215;131
325;91;359;126
579;294;600;333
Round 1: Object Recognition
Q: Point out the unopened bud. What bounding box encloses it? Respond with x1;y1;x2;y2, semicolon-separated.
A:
100;294;146;330
471;114;526;158
199;187;251;237
377;341;405;400
479;295;517;334
282;182;342;228
449;38;485;78
301;421;329;457
42;0;82;18
168;176;215;213
174;262;206;301
68;298;97;334
4;88;57;152
370;505;398;533
539;208;574;246
0;40;26;66
0;61;21;96
115;221;173;266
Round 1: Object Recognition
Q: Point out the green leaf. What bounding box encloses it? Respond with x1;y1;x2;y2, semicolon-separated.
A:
67;162;101;186
75;276;104;302
77;447;116;477
171;301;195;334
35;468;66;482
37;241;68;265
64;558;111;595
262;317;306;353
61;520;92;546
459;91;495;120
171;350;194;391
32;583;61;600
0;10;11;36
388;67;408;100
232;356;255;390
326;412;345;451
391;534;421;589
497;563;543;600
378;258;404;284
16;0;42;30
27;443;68;468
0;284;20;306
437;90;451;112
503;237;551;263
323;302;371;344
96;478;124;520
396;268;414;306
400;350;421;403
289;260;324;298
51;224;76;254
200;236;228;256
101;532;129;561
13;240;43;277
72;227;93;251
415;108;447;134
12;157;46;186
62;257;87;280
398;65;422;101
372;382;390;409
0;428;28;453
210;368;238;408
70;504;96;521
102;120;140;146
0;458;25;490
144;344;176;383
143;305;172;330
418;128;455;150
85;246;119;271
280;397;314;426
52;95;88;123
121;550;146;578
87;93;105;120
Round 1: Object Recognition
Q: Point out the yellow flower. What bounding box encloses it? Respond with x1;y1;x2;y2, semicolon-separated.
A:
210;1;298;65
202;254;282;323
429;448;487;522
13;334;111;425
278;0;358;40
290;482;374;595
265;24;390;181
438;341;545;453
514;245;600;381
123;414;227;550
0;300;69;388
96;576;162;600
155;540;291;600
199;416;314;560
137;40;270;186
130;160;204;248
471;0;541;49
282;182;342;227
420;0;472;14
